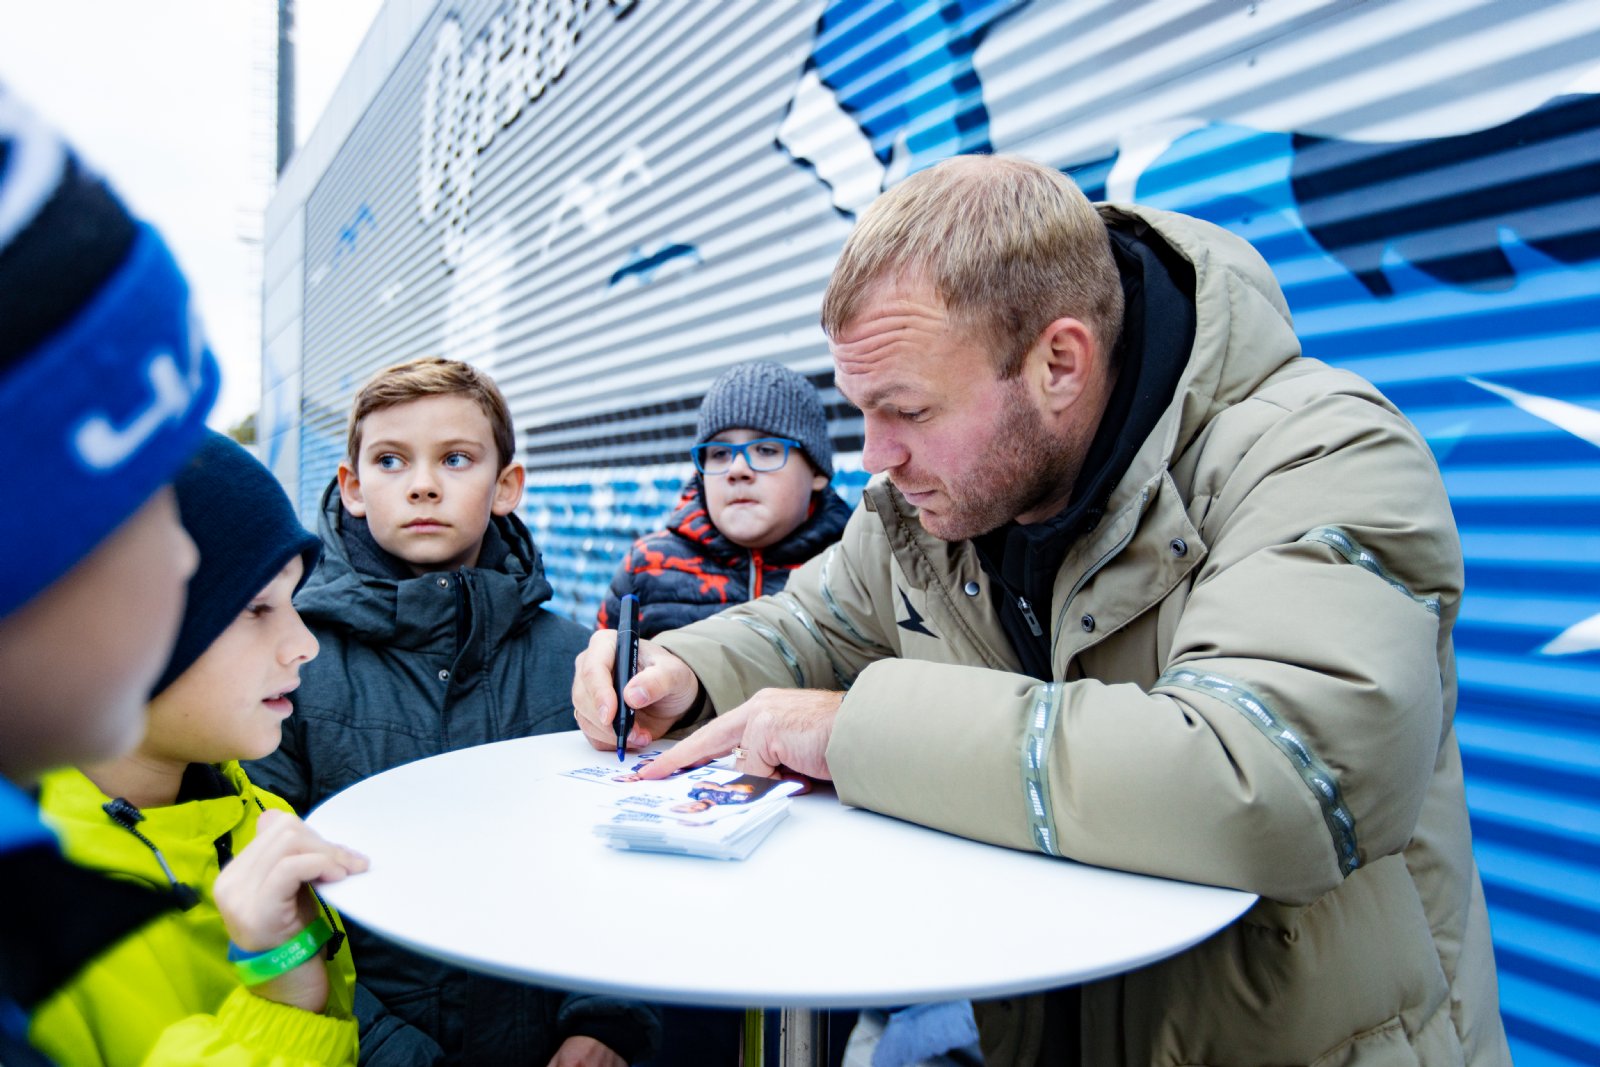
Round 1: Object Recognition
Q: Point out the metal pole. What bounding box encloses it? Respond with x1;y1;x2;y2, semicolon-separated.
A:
779;1007;825;1067
741;1007;766;1066
275;0;296;175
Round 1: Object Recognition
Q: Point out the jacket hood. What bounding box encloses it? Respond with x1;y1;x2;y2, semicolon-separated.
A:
295;478;557;647
667;477;854;566
1101;203;1303;473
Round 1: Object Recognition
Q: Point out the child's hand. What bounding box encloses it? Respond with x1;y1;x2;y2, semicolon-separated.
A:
547;1035;626;1067
572;629;702;751
214;809;368;1013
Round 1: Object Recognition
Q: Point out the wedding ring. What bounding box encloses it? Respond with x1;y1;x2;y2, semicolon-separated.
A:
732;746;747;762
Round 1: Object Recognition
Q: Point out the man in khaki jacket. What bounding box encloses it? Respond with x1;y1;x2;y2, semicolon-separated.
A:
572;155;1510;1066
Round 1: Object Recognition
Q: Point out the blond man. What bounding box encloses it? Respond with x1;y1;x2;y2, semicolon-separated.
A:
573;156;1509;1065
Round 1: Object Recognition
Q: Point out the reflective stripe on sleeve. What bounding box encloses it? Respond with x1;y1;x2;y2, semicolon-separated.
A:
1299;526;1440;616
818;546;894;654
733;617;807;687
773;592;856;688
1021;683;1065;857
1157;667;1361;877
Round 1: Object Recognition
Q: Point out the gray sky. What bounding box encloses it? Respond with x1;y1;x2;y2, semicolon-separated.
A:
0;0;383;430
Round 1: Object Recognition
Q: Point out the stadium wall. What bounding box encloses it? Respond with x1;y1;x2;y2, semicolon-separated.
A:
261;3;1600;1062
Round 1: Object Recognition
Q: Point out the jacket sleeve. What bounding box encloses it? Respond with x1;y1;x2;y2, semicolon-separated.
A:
31;982;356;1067
662;395;1458;905
553;991;662;1064
140;987;356;1066
654;503;899;700
352;983;445;1066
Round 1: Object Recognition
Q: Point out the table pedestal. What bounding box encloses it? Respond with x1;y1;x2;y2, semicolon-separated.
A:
740;1007;826;1066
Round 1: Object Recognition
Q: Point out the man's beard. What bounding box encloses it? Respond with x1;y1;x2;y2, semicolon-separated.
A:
913;379;1084;542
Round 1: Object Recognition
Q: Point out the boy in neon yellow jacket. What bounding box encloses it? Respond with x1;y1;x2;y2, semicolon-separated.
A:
30;432;367;1066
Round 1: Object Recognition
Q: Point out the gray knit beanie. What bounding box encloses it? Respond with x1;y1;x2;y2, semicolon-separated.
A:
695;360;833;478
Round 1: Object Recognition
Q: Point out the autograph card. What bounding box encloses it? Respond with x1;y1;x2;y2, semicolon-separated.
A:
564;753;803;859
609;771;801;825
559;750;692;789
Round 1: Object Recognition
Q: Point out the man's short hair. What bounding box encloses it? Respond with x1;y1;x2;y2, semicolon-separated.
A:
821;155;1125;378
346;357;516;469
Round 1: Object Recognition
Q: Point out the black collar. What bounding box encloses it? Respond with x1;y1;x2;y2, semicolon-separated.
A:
340;510;513;580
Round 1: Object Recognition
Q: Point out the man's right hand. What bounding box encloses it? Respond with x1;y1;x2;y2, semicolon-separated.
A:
572;628;702;751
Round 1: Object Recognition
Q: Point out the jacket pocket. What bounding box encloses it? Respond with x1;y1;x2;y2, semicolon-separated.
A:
1100;855;1445;1067
1174;1015;1416;1067
1309;1016;1419;1067
382;984;442;1041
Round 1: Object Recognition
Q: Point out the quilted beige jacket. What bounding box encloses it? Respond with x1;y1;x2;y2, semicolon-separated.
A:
657;204;1510;1067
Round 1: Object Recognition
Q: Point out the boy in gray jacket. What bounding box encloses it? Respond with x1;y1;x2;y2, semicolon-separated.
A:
249;357;658;1067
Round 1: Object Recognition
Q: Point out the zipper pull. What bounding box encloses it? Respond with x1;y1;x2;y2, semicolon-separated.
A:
1017;596;1043;637
103;798;200;910
104;796;144;830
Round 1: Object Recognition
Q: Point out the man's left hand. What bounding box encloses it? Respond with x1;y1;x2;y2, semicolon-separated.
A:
634;688;844;781
546;1035;625;1067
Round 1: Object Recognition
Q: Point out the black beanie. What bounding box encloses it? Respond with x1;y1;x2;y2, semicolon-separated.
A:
150;431;322;697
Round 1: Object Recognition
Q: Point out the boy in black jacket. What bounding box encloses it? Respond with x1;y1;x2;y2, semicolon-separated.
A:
248;357;658;1066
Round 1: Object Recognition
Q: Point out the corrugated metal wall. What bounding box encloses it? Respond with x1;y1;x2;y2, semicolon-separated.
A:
263;1;1600;1062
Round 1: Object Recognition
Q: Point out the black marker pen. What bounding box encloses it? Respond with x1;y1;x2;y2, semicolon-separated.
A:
613;594;639;762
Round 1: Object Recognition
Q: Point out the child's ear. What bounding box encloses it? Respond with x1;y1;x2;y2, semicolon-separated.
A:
491;461;526;517
336;461;367;518
806;457;829;494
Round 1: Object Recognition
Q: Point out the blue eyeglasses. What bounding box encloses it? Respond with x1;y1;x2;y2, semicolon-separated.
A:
690;438;801;475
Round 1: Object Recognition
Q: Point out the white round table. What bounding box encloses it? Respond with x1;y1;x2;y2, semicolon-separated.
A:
308;732;1255;1063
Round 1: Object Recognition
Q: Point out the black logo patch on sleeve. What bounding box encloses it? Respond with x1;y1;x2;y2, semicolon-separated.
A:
897;588;937;638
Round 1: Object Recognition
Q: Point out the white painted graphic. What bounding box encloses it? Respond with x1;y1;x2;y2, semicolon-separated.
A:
1468;376;1600;657
74;313;207;471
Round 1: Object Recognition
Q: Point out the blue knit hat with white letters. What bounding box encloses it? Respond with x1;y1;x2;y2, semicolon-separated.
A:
0;84;219;618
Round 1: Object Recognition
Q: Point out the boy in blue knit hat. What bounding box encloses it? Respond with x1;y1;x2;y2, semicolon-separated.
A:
598;359;853;640
0;85;218;1066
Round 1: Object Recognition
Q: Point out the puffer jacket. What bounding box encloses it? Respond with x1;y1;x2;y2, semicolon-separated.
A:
247;483;659;1066
2;779;177;1067
598;479;853;638
30;763;357;1067
655;204;1510;1066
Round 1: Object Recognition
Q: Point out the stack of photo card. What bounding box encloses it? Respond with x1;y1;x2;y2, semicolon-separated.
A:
563;752;805;861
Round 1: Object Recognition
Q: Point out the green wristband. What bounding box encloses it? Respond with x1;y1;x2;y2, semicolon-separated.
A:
230;917;334;986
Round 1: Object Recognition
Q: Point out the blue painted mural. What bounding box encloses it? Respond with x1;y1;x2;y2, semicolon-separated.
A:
533;4;1600;1062
283;3;1596;1060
